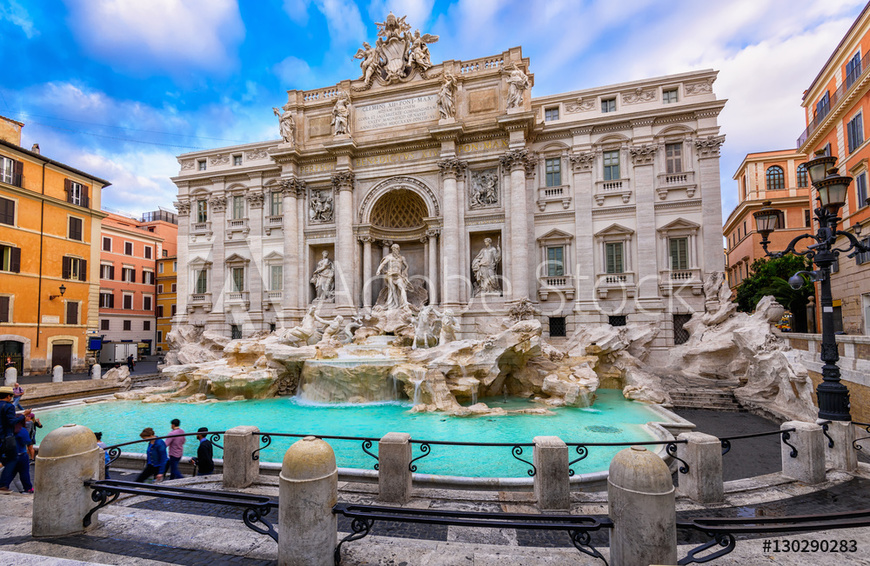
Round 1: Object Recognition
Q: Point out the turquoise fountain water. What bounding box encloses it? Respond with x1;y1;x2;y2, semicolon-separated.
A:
37;390;667;478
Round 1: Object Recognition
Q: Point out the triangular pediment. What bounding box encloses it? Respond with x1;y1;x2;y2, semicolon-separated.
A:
595;223;634;238
538;228;574;242
188;256;212;268
263;251;283;261
225;253;250;264
659;218;700;232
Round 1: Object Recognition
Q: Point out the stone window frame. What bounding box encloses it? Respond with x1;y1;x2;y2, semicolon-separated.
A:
122;292;134;310
64;300;81;325
225;253;251;294
230;193;247;221
601;97;617;113
67;214;84;242
662;86;679;104
197;159;207;171
536;229;573;279
263;251;284;292
0;293;13;323
142;293;154;312
544;106;560;122
189;257;212;294
102;236;112;252
232;154;243;166
594;224;634;276
0;194;18;227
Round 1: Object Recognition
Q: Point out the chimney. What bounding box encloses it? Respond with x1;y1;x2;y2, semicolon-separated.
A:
0;115;24;146
31;143;40;154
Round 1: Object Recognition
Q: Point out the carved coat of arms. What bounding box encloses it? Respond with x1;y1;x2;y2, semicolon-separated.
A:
353;13;439;90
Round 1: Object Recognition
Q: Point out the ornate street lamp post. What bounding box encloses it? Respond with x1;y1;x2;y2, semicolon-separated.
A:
754;152;870;421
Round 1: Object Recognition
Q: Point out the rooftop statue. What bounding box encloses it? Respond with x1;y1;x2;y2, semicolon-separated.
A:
353;12;439;89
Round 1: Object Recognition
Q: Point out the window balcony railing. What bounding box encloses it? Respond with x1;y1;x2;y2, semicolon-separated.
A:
265;215;283;236
797;54;870;147
656;171;697;200
658;268;703;296
226;218;250;240
537;275;574;301
264;291;283;309
191;221;212;237
597;178;627;191
187;293;212;313
536;185;571;211
594;178;632;206
595;272;636;299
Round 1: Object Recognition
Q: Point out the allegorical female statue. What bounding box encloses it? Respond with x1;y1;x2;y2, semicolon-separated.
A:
310;251;335;301
272;105;295;145
472;238;501;294
332;93;350;136
505;64;530;109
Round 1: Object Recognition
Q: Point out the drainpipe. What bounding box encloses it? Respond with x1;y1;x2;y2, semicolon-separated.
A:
35;161;46;353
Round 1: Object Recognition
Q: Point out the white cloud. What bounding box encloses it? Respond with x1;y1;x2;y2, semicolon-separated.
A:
79;150;180;215
273;56;320;90
0;0;36;38
315;0;367;47
283;0;311;26
367;0;435;28
62;0;245;75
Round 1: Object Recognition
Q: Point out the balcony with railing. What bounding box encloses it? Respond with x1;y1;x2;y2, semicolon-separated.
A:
191;221;212;238
225;291;250;308
265;215;283;236
264;291;283;309
658;268;703;296
595;272;636;298
187;293;212;313
797;54;869;147
226;218;249;239
594;178;631;206
537;275;574;301
535;185;571;211
655;170;697;200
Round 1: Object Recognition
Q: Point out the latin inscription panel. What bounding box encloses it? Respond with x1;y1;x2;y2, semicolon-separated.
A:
355;95;439;132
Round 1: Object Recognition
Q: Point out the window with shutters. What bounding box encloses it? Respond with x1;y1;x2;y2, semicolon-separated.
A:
143;295;153;311
100;319;109;331
144;246;152;259
122;293;133;310
846;52;862;88
122;267;135;283
157;305;164;318
848;113;864;153
99;292;114;308
143;270;154;285
669;237;689;270
68;217;83;241
171;283;176;292
100;263;114;280
0;296;10;323
157;284;164;293
62;256;86;281
102;236;112;251
143;320;151;330
0;157;22;187
124;242;133;255
605;242;624;274
545;158;561;187
0;244;21;273
0;196;14;225
665;143;682;174
857;172;868;208
66;180;88;207
66;301;79;325
171;304;177;316
123;320;132;331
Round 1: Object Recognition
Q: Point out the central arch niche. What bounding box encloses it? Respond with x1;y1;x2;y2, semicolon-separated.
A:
370;189;428;230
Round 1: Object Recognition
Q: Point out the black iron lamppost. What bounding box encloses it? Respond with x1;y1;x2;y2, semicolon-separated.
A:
754;152;870;421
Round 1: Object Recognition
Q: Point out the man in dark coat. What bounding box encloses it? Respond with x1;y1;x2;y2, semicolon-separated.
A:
0;386;25;492
192;427;214;476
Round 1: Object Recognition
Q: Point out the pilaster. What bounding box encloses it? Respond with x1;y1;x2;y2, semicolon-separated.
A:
332;170;356;313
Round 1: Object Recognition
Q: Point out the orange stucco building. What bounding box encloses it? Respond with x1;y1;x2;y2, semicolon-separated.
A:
0;116;110;373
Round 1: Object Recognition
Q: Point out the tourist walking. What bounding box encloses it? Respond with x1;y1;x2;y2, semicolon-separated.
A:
11;383;23;411
192;427;214;476
135;427;167;483
4;423;34;493
126;355;135;373
23;410;41;460
165;418;186;480
95;432;111;479
0;386;25;492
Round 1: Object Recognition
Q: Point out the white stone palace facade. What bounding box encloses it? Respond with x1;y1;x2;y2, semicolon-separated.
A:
172;17;726;357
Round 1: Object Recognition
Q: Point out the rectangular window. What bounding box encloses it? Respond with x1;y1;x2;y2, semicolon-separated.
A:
846;52;862;88
816;91;830;119
158;305;165;318
158;263;164;274
663;88;678;103
100;264;114;280
197;200;208;222
0;296;10;323
609;315;627;327
0;244;21;273
143;295;152;311
123;294;133;310
544;107;559;121
157;330;163;343
99;292;114;308
0;157;19;186
195;270;208;293
857;237;870;265
122;267;135;283
270;265;283;291
603;150;620;181
171;304;176;316
858;172;868;207
124;242;133;255
102;237;111;251
665;143;682;174
605;242;624;274
143;320;151;331
123;320;132;331
231;325;242;339
100;319;109;331
546;246;564;276
271;191;283;216
545;158;561;187
231;267;244;292
143;271;154;285
0;196;15;225
197;160;206;171
68;217;83;241
805;209;812;227
163;250;167;257
232;195;244;220
549;317;566;337
173;261;177;271
848;113;864;153
144;246;152;259
157;284;164;293
171;283;176;292
601;98;616;113
68;182;83;206
669;237;689;270
62;257;87;281
66;301;79;325
233;154;242;166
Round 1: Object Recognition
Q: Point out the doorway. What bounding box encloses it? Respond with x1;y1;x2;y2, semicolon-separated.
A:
52;343;73;372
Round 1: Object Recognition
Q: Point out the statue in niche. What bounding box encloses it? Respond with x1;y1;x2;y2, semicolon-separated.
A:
332;93;350;136
437;73;457;119
472;237;502;295
438;309;459;344
505;64;530;109
309;190;334;223
282;304;329;345
272;105;295;145
310;251;335;302
376;243;410;309
354;42;379;84
469;169;498;208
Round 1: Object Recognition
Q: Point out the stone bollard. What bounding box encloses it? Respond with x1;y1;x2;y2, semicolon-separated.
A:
676;432;724;503
608;446;677;566
52;365;63;382
222;426;260;488
279;436;337;566
781;421;825;484
378;432;412;503
32;424;100;537
822;421;858;473
4;366;16;385
533;436;569;510
91;363;102;380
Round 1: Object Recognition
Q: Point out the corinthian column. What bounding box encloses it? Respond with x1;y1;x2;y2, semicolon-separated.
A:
359;235;373;309
427;228;440;306
437;159;466;308
499;150;535;301
281;178;303;315
332;171;356;312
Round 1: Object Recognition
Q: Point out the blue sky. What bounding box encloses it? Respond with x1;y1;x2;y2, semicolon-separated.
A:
0;0;867;219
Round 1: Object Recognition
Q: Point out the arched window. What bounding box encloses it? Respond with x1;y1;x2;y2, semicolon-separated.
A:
766;166;785;191
796;163;808;188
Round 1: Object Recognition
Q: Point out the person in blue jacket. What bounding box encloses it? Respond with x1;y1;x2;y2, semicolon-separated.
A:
0;386;25;492
135;427;167;483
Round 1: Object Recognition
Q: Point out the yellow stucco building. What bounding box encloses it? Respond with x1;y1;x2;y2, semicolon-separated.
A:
0;116;110;373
